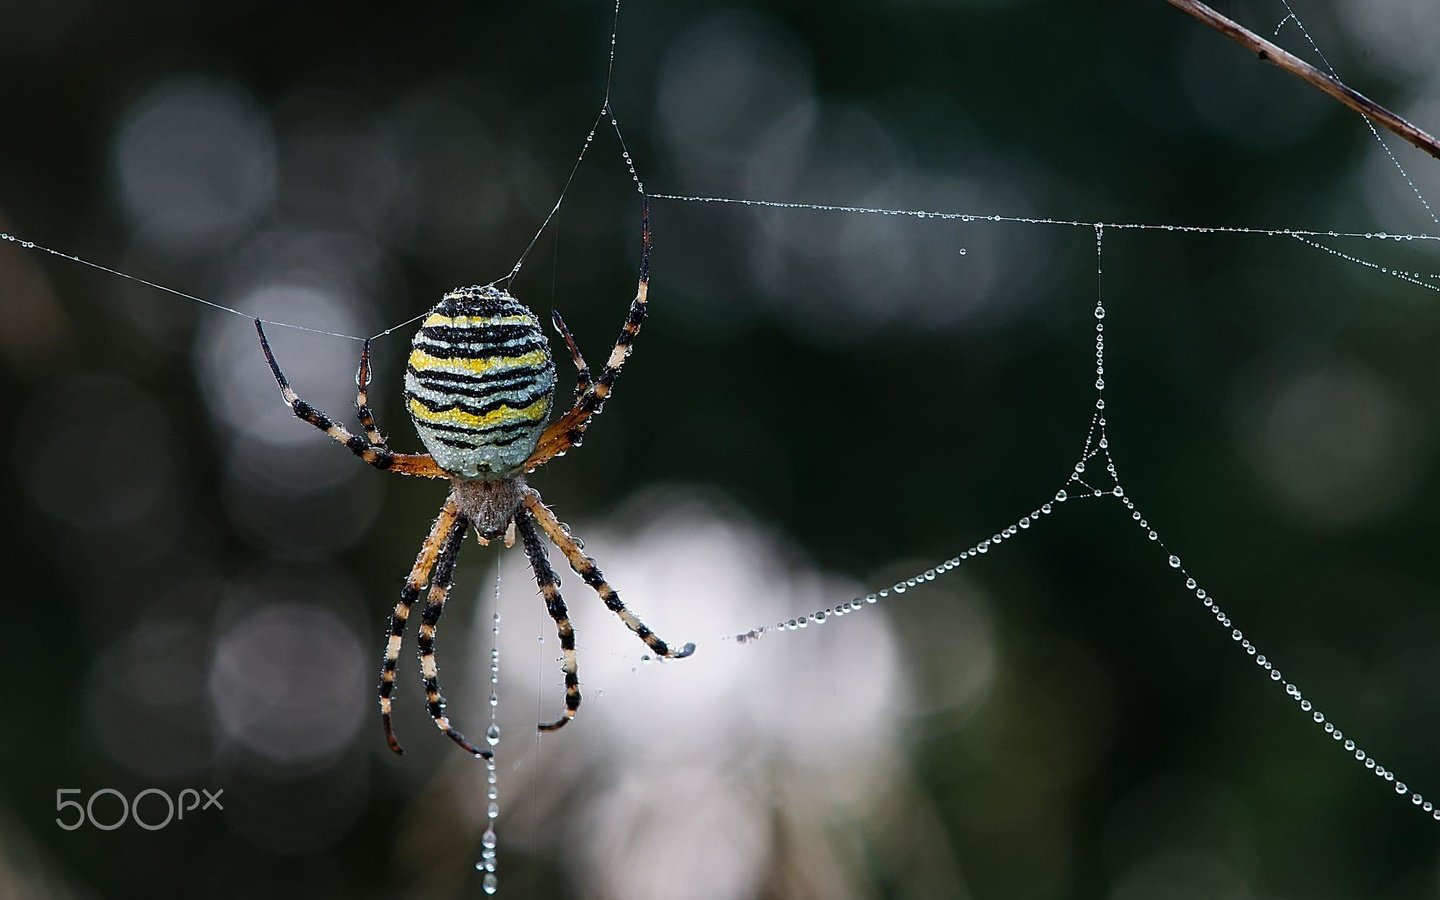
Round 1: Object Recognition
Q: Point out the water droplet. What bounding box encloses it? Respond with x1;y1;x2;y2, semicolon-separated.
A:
482;826;497;849
486;724;501;746
483;873;499;894
1056;490;1068;502
1168;555;1181;568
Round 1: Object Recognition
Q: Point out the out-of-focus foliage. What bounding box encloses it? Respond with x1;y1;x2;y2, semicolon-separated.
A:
2;1;1439;897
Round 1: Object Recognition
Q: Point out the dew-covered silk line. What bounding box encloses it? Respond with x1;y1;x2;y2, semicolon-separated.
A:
722;224;1440;824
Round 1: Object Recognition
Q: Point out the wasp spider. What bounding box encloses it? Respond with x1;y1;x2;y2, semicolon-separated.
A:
254;201;694;757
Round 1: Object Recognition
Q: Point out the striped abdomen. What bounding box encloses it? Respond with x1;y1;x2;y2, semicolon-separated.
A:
404;286;555;479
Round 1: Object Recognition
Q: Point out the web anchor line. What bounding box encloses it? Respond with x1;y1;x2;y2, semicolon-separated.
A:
728;225;1439;823
6;196;1439;346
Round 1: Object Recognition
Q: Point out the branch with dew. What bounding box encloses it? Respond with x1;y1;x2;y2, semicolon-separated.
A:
1167;0;1440;162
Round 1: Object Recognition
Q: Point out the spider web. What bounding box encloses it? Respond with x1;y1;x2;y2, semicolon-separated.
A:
3;0;1440;864
645;2;1440;826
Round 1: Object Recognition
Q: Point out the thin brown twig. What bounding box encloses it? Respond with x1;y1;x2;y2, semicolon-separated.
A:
1167;0;1440;161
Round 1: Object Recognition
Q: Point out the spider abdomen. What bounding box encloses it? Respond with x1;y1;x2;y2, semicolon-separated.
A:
404;286;556;479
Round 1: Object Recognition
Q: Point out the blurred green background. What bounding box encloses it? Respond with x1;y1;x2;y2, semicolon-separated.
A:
3;0;1440;897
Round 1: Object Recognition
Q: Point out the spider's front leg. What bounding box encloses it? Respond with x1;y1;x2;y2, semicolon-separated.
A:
522;490;695;660
254;320;444;478
416;513;490;757
381;498;460;754
515;509;581;731
524;198;651;473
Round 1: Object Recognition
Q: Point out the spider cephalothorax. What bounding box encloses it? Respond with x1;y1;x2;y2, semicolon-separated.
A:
254;201;693;758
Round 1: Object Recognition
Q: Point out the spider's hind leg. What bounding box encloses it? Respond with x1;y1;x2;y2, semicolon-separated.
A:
523;198;650;472
550;310;591;400
522;490;695;661
417;513;490;757
515;509;580;731
254;320;445;478
354;338;388;448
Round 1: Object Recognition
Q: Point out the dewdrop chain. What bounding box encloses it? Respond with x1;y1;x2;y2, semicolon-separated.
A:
6;200;1439;346
476;572;503;895
729;225;1439;822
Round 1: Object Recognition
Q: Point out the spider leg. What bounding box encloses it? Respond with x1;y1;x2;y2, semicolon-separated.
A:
550;310;592;399
255;320;445;478
418;513;490;757
354;338;388;448
515;509;580;731
521;489;695;660
523;198;650;472
380;498;461;755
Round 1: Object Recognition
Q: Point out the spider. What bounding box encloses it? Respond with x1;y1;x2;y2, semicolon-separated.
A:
253;200;694;758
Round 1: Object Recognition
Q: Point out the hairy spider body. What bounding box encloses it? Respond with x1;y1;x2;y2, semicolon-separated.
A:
254;201;693;757
404;287;556;480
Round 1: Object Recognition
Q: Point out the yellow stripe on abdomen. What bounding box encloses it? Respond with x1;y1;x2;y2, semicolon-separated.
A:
422;313;538;329
407;395;550;431
408;347;549;376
